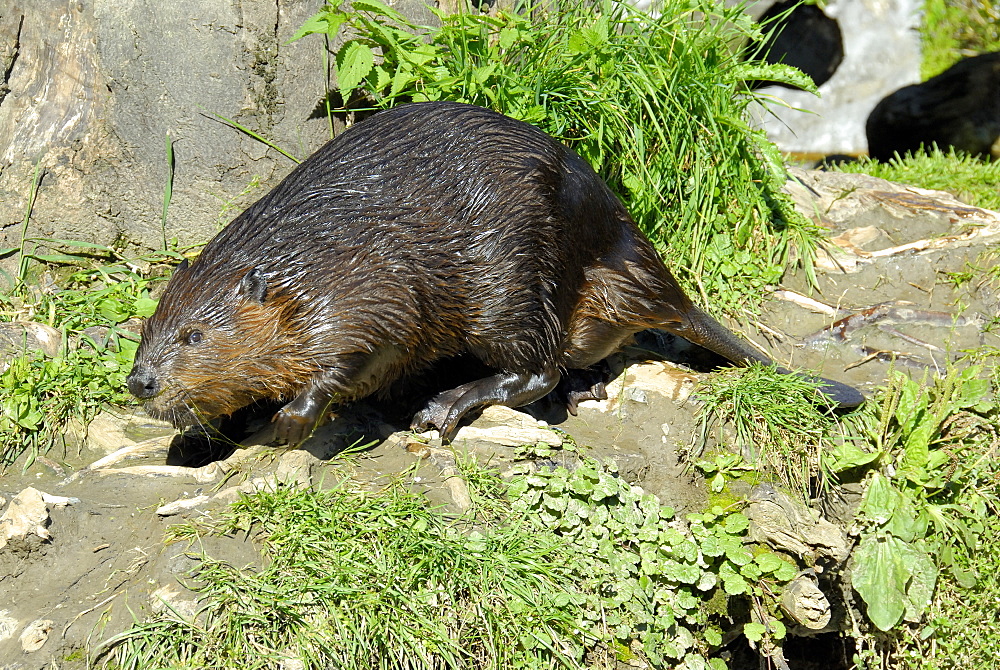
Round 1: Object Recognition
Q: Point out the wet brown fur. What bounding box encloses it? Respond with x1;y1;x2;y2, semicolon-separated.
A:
128;101;862;443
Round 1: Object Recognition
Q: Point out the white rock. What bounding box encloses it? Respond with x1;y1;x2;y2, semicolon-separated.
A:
452;425;563;447
0;610;17;642
155;495;211;516
0;487;51;550
19;618;53;652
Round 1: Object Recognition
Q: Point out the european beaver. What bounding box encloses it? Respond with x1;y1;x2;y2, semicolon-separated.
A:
127;101;863;444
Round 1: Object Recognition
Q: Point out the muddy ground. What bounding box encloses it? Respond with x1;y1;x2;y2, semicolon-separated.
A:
1;169;999;669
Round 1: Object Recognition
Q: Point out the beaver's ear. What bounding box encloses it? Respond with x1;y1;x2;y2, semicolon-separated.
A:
240;267;267;304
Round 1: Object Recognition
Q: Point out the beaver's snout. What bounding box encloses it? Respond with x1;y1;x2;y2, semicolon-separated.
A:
127;365;160;399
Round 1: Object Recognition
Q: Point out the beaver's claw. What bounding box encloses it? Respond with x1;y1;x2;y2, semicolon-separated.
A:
555;365;610;415
411;393;463;442
271;406;319;445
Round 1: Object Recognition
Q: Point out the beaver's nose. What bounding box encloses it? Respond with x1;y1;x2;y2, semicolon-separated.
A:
127;366;160;399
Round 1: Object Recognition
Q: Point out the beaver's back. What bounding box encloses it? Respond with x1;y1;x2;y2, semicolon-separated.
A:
180;102;629;371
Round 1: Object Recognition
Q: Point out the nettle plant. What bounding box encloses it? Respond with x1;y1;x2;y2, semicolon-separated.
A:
507;448;799;668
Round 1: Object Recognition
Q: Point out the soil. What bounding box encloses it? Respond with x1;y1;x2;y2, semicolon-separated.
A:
1;169;998;669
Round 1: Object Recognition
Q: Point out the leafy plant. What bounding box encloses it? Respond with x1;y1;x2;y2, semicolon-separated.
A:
98;447;811;669
508;455;798;668
0;249;170;467
101;477;587;670
847;368;997;632
693;363;850;497
293;0;820;312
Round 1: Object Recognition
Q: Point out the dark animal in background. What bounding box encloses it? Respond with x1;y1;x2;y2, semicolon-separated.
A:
866;51;1000;162
749;0;844;91
127;102;863;444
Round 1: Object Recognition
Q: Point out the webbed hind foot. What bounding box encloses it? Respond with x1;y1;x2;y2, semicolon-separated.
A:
411;366;561;442
555;362;612;415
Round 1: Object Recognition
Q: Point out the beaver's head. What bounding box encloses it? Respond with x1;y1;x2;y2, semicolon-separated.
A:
127;261;314;428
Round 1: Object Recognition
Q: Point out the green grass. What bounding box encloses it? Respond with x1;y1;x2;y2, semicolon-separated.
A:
295;0;821;313
692;363;851;497
830;147;1000;211
102;477;587;670
920;0;1000;79
894;516;1000;669
0;250;171;468
97;453;806;669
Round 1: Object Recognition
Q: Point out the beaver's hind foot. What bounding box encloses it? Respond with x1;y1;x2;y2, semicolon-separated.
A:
412;366;561;442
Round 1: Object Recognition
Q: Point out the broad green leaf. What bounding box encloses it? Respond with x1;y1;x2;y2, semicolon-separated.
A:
900;543;937;623
336;42;375;99
134;297;158;318
743;622;766;642
754;552;785;574
884;490;924;542
720;563;748;595
723;512;749;535
351;0;407;20
859;473;899;526
825;442;881;472
289;11;330;41
853;534;908;631
498;26;519;50
97;298;129;323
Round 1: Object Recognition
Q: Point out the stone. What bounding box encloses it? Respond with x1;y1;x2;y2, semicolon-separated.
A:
747;0;922;155
449;424;563;448
0;321;62;369
0;487;50;550
0;0;435;262
0;611;16;643
867;51;1000;161
751;0;843;90
150;584;199;621
155;495;211;516
18;618;52;653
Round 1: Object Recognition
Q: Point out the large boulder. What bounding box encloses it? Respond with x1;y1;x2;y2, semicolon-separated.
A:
866;51;1000;161
0;0;434;269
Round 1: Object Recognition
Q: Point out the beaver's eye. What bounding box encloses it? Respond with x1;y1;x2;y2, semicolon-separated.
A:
184;330;203;345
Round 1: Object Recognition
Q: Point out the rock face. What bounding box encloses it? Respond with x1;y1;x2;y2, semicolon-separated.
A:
0;0;435;266
866;51;1000;161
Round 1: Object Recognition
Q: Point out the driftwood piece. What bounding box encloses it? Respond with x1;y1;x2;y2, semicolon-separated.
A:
746;484;850;564
780;571;833;631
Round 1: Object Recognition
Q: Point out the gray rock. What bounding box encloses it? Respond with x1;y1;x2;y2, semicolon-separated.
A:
747;0;922;155
0;0;434;264
0;322;62;367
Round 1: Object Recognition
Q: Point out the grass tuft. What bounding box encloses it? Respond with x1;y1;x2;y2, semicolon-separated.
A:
831;147;1000;211
693;363;849;497
101;479;586;670
295;0;821;313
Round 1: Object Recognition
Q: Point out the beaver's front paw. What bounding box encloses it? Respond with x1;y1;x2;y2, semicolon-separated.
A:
271;407;318;446
556;365;610;416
